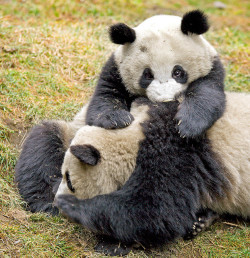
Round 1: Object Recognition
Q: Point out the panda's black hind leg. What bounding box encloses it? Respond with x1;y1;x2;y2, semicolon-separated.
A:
95;235;133;256
183;208;218;240
15;121;67;215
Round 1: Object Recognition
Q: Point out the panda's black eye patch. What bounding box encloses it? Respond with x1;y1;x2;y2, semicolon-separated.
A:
172;65;188;84
65;171;75;193
144;68;154;80
139;68;154;89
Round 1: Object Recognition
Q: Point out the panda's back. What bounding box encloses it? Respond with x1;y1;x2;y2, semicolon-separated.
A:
206;92;250;218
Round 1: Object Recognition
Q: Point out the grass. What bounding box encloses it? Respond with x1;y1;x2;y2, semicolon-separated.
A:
0;0;249;256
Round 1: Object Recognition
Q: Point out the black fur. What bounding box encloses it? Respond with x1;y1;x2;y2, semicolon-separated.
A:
86;54;137;129
15;121;65;215
175;57;225;138
109;23;136;45
55;98;229;251
172;65;188;84
70;144;101;166
181;10;209;35
139;68;154;89
65;171;75;193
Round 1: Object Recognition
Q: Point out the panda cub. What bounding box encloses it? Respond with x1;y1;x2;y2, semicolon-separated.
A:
55;92;250;255
86;10;225;138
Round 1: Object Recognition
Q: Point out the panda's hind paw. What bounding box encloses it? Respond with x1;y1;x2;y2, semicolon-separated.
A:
183;209;218;240
184;219;207;240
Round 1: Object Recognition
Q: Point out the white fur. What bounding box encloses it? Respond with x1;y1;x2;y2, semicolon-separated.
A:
52;105;88;150
114;15;217;99
204;92;250;218
56;103;149;199
146;78;187;102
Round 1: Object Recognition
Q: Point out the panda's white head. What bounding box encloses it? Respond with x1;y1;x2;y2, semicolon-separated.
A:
111;10;217;101
56;102;149;200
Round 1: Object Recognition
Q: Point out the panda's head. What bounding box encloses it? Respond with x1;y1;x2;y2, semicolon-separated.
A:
55;102;148;200
111;10;217;101
56;142;101;198
55;123;106;199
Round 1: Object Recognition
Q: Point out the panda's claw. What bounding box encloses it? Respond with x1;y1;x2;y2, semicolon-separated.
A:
183;209;218;240
175;104;207;138
95;110;134;129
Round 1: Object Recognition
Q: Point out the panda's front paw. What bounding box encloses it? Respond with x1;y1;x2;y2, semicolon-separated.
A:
96;110;134;129
176;118;197;138
177;117;208;138
175;109;206;138
54;194;82;224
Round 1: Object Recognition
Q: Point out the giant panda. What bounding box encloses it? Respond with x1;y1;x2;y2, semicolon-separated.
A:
55;91;250;256
15;9;226;215
56;92;250;219
85;10;226;138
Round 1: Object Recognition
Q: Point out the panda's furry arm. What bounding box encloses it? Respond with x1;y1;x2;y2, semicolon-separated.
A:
86;54;136;129
176;57;225;138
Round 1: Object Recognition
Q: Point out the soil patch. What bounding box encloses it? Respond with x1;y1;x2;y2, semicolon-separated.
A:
3;118;30;149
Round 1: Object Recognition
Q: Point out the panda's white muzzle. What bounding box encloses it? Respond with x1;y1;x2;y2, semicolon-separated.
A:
146;79;187;102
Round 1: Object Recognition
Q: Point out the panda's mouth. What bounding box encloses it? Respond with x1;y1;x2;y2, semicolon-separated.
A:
146;79;187;102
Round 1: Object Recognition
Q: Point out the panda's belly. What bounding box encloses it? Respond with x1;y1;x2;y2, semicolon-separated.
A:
204;92;250;218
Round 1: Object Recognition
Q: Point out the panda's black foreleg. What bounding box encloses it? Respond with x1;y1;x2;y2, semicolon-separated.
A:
15;121;67;215
183;208;218;240
175;58;225;138
86;55;135;129
55;194;143;256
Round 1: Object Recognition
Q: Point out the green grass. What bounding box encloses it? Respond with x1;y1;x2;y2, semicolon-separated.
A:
0;0;249;256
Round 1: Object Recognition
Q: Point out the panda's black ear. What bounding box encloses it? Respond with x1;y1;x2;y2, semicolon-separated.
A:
70;144;101;166
109;23;136;44
181;10;209;35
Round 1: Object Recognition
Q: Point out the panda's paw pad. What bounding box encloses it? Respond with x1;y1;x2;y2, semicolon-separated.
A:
192;219;206;235
98;110;134;129
183;218;207;240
